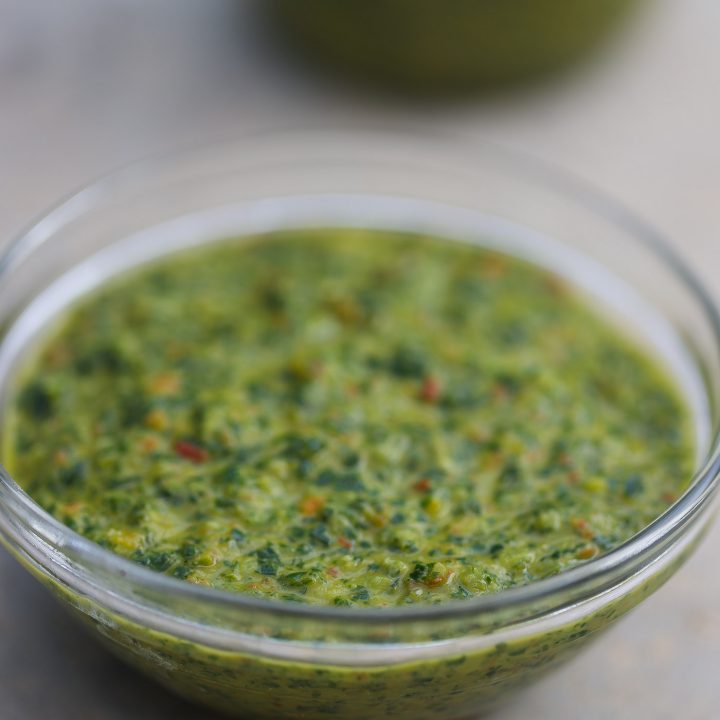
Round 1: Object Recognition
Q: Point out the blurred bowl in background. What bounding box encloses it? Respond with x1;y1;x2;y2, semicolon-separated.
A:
268;0;643;93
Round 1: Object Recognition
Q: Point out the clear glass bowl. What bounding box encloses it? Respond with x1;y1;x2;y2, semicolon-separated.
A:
0;129;718;720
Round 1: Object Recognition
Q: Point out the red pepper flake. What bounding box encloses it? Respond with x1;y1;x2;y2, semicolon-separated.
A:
337;536;353;550
52;449;70;467
300;496;325;517
568;470;580;484
661;491;677;504
173;440;209;463
413;478;432;494
426;569;453;588
576;545;598;560
570;517;594;540
326;566;340;577
140;436;160;454
419;376;441;403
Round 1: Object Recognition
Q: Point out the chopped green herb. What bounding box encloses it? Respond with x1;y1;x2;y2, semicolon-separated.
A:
6;228;693;609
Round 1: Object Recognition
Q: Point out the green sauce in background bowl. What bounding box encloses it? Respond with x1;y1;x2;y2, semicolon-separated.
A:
0;130;718;719
268;0;643;92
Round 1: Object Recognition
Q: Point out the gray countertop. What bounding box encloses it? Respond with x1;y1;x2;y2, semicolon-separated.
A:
1;1;719;718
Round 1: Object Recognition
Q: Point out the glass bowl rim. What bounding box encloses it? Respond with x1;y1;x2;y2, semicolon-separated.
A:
1;126;719;626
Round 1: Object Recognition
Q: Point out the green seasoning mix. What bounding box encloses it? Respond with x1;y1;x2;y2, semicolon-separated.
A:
6;229;693;607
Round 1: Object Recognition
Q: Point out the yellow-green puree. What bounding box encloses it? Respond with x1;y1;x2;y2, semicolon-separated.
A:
4;229;695;718
8;229;692;604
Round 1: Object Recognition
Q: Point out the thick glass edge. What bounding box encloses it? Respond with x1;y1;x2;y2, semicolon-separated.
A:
0;127;719;626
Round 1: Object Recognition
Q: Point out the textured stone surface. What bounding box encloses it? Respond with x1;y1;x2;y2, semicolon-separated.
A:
1;1;719;717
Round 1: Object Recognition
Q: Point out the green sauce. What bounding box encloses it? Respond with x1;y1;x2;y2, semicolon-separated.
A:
7;229;693;609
